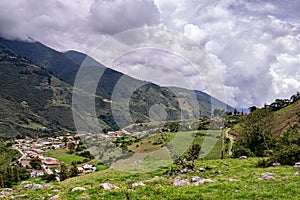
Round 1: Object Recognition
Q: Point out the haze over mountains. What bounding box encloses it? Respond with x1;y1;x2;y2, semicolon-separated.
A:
0;37;233;138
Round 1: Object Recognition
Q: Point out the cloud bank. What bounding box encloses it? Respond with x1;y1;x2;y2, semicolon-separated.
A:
0;0;299;108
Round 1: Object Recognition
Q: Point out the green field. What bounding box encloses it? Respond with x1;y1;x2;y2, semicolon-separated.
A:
128;130;223;160
10;157;300;199
43;149;86;164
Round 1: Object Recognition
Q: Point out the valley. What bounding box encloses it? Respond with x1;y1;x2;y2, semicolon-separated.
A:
0;37;299;200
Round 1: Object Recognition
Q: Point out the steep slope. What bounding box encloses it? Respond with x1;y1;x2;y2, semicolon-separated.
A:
0;44;77;138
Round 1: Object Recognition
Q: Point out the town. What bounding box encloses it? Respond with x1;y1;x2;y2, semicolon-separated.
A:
13;134;97;181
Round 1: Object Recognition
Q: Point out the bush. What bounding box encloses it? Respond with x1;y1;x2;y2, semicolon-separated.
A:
41;174;56;182
231;145;255;158
273;144;300;165
257;158;274;168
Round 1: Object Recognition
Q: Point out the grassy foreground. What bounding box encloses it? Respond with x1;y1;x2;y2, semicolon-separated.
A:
9;157;300;199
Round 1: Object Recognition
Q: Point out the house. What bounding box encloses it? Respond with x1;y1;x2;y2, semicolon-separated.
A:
77;167;84;174
30;170;44;178
42;157;61;166
108;130;131;138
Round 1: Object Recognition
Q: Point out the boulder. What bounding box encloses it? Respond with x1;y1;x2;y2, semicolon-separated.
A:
132;182;145;187
71;187;87;192
294;172;300;176
99;183;120;190
173;178;190;187
272;162;281;166
2;188;13;191
239;156;247;159
293;162;300;170
10;195;28;199
50;195;60;200
191;176;204;183
198;168;206;172
259;172;275;180
24;183;43;190
77;196;91;200
32;184;43;190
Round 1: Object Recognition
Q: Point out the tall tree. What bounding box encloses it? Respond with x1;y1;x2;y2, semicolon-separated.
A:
59;164;68;181
69;162;79;177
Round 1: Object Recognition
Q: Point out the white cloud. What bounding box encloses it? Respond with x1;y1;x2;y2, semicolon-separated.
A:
0;0;299;108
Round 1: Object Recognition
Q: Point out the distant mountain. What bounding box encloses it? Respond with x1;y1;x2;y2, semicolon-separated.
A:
0;37;234;136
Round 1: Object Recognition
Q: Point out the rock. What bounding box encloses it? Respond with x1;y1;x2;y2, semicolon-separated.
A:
198;168;206;172
260;172;275;180
181;168;188;174
293;162;300;170
50;195;60;200
21;181;31;185
2;188;13;191
294;172;300;176
227;178;241;182
71;187;87;192
203;179;217;183
32;184;43;190
272;162;281;166
173;178;190;187
23;183;32;188
99;183;120;190
239;156;247;159
132;182;145;187
191;176;204;183
24;183;43;190
10;194;28;199
190;176;217;185
193;178;217;185
52;189;60;193
262;172;274;176
77;196;91;200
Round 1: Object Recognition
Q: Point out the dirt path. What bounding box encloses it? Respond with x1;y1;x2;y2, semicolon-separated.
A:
225;128;235;156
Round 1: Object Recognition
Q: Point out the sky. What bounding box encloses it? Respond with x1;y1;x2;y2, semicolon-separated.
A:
0;0;300;108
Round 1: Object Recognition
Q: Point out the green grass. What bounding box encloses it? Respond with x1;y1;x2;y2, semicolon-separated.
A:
12;157;300;199
43;149;86;164
128;130;222;160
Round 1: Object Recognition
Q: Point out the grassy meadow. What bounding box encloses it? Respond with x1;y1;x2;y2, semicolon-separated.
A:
8;157;300;199
42;149;86;164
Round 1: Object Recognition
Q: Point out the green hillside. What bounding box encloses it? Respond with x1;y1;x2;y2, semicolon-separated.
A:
0;37;233;130
230;96;300;164
0;44;76;137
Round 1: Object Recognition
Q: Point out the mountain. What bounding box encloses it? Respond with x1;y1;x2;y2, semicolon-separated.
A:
0;44;74;138
0;37;234;136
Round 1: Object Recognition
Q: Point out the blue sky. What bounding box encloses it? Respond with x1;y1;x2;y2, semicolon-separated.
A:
0;0;299;108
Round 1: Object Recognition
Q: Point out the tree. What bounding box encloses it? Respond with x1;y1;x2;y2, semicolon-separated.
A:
249;106;257;113
29;157;42;170
234;109;238;115
59;164;68;181
69;162;79;177
290;92;300;103
68;142;75;154
62;136;68;147
187;143;202;167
